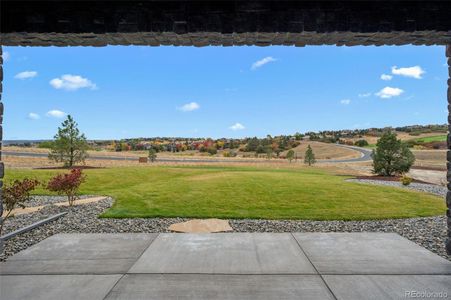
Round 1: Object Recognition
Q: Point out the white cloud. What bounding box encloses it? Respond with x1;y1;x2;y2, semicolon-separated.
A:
2;51;10;62
358;92;371;98
46;110;66;118
340;99;351;105
229;123;245;131
391;65;425;79
375;87;404;99
28;112;40;120
177;102;200;112
251;56;277;70
380;74;392;81
15;71;38;80
50;74;97;91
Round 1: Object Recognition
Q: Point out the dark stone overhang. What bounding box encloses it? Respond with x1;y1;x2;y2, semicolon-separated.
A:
1;1;451;46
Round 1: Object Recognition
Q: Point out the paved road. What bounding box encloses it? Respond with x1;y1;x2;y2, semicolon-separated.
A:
2;145;372;164
326;144;373;163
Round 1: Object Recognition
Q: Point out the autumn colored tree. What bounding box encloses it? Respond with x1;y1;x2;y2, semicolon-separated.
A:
0;179;40;234
47;169;86;206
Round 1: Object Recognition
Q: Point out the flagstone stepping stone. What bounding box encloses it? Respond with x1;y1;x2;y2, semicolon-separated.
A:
168;219;233;233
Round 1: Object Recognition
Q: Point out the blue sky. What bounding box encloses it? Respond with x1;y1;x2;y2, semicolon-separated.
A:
2;45;448;140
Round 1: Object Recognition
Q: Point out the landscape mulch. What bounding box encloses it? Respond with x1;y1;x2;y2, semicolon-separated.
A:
354;175;431;184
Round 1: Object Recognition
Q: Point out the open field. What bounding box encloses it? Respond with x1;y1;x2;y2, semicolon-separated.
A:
411;135;447;143
411;150;446;169
3;155;326;169
5;165;445;220
347;131;447;145
4;142;362;161
282;141;360;160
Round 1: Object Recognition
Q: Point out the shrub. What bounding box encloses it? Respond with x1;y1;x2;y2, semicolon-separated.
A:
286;150;295;162
47;169;86;206
371;131;415;176
207;146;217;155
354;139;369;147
0;179;40;234
37;141;55;149
405;140;418;148
401;175;413;186
223;151;237;158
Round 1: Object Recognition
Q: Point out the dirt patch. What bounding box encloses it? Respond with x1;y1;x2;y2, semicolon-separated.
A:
34;166;104;170
411;166;446;171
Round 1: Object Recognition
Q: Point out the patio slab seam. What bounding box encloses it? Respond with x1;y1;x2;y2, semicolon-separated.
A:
290;232;338;300
124;233;161;273
100;233;162;300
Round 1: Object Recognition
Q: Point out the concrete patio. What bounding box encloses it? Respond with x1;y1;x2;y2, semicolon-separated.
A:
0;232;450;300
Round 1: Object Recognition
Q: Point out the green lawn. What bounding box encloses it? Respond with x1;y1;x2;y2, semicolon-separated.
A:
413;135;447;143
364;144;377;149
5;166;446;220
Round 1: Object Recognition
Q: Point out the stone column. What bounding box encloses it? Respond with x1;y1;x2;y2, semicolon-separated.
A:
0;46;3;220
447;45;451;254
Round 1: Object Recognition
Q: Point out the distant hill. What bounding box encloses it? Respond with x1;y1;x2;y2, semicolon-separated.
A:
3;140;51;146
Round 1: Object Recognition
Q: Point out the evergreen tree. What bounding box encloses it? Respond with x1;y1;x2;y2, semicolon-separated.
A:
294;132;303;141
49;115;88;167
371;131;415;176
304;145;316;166
245;137;260;152
148;148;157;162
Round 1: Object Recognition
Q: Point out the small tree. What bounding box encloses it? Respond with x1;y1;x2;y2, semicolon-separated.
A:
304;145;316;166
286;150;295;163
255;145;266;154
265;148;273;160
47;169;86;206
354;139;369;147
49;115;89;167
148;148;157;163
371;131;415;176
294;132;303;141
0;179;40;234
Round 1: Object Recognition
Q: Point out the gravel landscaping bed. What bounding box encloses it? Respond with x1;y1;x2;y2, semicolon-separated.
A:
1;196;449;261
346;179;447;197
25;195;97;207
